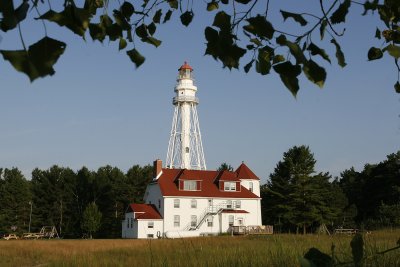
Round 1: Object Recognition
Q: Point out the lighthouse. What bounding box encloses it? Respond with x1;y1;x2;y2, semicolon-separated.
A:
166;62;206;170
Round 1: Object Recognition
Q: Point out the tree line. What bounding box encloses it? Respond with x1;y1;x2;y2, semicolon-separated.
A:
1;147;399;238
262;146;400;234
0;164;152;238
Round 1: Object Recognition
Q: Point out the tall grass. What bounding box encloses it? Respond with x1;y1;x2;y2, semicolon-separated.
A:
0;230;399;266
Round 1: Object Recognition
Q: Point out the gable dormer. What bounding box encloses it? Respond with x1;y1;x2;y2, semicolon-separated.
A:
175;169;202;191
215;170;241;192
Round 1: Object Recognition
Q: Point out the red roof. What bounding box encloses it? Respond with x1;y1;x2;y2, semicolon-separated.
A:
178;61;193;71
215;170;240;182
235;162;259;180
220;209;249;214
127;204;162;220
157;168;259;198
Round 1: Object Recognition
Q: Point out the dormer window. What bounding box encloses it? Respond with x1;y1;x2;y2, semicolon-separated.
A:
183;180;197;191
224;182;236;191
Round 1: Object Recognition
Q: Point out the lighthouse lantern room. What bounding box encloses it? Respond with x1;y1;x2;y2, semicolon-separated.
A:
166;62;206;170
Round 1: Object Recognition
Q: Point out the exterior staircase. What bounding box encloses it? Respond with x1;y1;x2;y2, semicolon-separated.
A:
185;201;239;231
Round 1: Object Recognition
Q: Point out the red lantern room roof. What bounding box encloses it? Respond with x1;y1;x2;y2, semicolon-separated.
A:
178;61;193;71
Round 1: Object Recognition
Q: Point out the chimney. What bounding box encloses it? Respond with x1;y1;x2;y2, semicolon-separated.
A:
153;159;162;179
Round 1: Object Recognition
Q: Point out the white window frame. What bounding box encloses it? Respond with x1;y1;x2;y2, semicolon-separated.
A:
183;180;197;191
224;182;236;191
235;200;241;209
207;216;213;227
174;215;180;227
228;215;234;227
174;199;180;208
226;200;232;209
191;215;197;228
191;199;197;208
249;182;253;192
148;221;154;229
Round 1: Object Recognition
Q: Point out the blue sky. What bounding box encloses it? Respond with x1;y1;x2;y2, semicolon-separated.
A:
0;1;399;182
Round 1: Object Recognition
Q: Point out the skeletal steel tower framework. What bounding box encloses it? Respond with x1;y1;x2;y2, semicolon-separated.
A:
166;62;206;170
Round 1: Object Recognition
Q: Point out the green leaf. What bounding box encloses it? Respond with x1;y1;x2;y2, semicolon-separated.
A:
212;11;231;31
221;0;229;4
255;49;272;75
303;59;327;88
126;48;145;68
234;0;251;4
307;43;331;63
84;0;104;15
37;6;92;37
244;59;254;73
320;20;327;40
273;61;302;97
136;24;148;38
106;24;123;41
331;39;346;67
207;1;219;11
168;0;178;9
153;9;162;23
119;37;127;50
89;23;106;42
273;54;285;64
385;44;400;58
250;38;262;46
367;47;383;60
286;41;306;64
244;15;274;40
163;10;173;23
0;37;66;82
142;36;162;47
205;26;218;42
148;22;156;36
113;10;131;30
394;81;400;93
350;234;364;267
120;2;135;20
280;10;307;26
180;10;194;27
303;248;333;267
330;0;351;24
0;0;29;32
375;28;381;39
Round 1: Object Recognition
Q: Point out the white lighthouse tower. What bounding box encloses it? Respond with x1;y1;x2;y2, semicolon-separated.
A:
166;62;206;170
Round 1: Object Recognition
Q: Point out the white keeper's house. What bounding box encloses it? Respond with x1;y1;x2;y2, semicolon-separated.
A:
122;62;262;238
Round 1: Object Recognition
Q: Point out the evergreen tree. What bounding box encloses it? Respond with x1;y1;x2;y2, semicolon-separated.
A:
263;145;346;233
0;168;31;234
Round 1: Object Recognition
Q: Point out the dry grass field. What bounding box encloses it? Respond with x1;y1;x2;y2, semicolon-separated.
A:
0;230;399;267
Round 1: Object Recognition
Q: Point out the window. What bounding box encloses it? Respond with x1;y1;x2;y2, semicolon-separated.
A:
183;180;197;191
158;199;161;209
148;222;154;228
249;182;253;192
191;215;197;228
224;182;236;191
228;215;234;227
207;217;213;227
174;199;180;208
130;218;133;228
174;215;180;227
127;219;129;228
235;200;241;209
147;234;154;238
191;199;197;208
185;147;189;153
226;200;232;209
